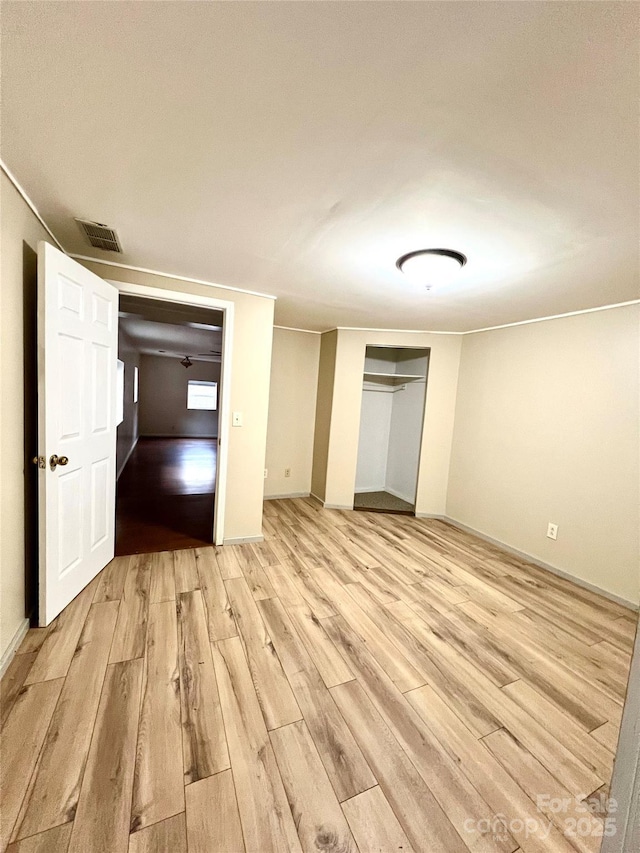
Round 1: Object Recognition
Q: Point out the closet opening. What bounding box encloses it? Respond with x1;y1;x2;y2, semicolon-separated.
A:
354;345;430;515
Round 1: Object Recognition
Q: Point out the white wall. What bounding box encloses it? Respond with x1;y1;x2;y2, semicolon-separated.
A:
355;389;393;492
385;351;428;503
386;379;426;503
116;327;140;477
138;355;220;438
265;328;320;497
0;173;49;663
447;305;640;606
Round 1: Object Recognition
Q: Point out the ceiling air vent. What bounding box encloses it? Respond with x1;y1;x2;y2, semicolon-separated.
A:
75;218;123;253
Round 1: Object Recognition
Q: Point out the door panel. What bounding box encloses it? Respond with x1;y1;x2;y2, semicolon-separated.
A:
38;242;119;624
91;343;111;432
90;457;110;548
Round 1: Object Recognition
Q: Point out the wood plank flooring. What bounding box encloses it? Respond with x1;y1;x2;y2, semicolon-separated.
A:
1;497;636;853
115;438;216;556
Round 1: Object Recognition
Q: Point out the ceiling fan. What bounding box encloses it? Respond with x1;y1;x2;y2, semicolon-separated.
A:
155;349;222;368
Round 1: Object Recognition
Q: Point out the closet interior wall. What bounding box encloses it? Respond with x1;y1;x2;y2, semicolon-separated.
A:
355;347;429;509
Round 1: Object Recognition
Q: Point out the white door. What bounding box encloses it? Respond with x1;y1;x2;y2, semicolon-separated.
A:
37;242;118;625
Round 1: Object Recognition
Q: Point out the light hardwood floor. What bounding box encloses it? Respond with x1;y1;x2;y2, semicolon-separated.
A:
1;498;636;853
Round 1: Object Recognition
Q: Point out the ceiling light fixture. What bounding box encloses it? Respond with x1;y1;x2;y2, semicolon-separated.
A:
396;248;467;291
180;356;194;369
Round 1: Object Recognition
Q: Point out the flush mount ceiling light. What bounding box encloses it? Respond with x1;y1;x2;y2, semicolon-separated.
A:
396;248;467;291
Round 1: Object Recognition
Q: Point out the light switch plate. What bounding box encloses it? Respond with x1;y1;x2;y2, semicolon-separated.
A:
232;411;243;427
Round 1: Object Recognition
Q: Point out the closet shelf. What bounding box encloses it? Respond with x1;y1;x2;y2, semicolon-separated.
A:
363;371;424;386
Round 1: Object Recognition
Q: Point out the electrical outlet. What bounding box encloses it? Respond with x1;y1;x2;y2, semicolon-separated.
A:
547;522;558;540
264;469;268;479
284;468;291;478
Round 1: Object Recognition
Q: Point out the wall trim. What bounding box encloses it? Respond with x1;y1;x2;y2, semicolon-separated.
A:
466;300;640;335
316;301;640;336
328;326;462;335
1;160;65;251
264;492;311;500
0;618;30;679
310;492;351;510
274;325;322;335
415;512;447;519
444;516;639;611
223;535;264;545
74;254;277;301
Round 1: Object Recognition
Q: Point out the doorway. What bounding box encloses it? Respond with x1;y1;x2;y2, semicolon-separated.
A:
354;346;430;515
111;282;234;553
114;293;224;555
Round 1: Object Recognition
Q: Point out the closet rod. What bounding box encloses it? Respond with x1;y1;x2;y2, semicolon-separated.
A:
362;383;408;393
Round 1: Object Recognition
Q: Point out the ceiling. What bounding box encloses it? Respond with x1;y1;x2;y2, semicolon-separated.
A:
2;1;638;332
119;295;222;362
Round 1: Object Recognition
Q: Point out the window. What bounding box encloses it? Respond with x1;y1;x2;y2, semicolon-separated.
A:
187;380;217;411
116;360;125;425
133;366;139;403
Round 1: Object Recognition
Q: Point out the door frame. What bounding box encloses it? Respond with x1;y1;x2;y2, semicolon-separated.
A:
111;281;234;546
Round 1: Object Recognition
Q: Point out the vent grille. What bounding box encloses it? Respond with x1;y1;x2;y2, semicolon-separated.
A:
75;218;123;253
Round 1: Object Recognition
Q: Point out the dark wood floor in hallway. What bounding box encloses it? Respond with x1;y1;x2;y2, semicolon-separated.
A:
1;498;636;853
116;437;217;555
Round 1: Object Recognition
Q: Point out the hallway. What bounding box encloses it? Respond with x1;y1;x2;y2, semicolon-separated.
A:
116;438;216;555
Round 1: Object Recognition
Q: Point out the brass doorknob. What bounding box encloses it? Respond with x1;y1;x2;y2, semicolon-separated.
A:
49;454;69;471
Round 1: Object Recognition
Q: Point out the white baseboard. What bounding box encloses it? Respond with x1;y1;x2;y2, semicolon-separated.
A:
415;512;447;519
117;435;139;480
264;492;310;501
309;492;353;510
444;516;639;612
0;618;30;678
223;535;264;545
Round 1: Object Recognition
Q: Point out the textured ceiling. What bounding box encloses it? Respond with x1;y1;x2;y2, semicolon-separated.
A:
2;1;638;331
118;295;222;361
